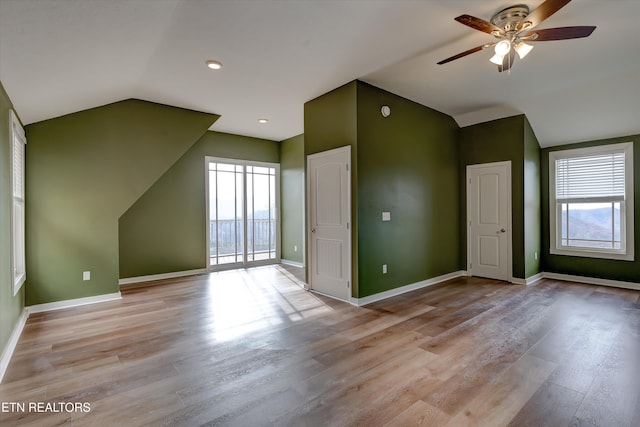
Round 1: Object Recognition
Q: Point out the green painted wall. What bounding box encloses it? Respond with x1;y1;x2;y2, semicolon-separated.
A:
304;81;358;155
524;117;541;278
280;134;304;264
356;81;460;297
118;131;280;278
304;80;460;298
0;81;25;357
459;115;530;279
541;134;640;282
25;100;217;305
304;81;359;294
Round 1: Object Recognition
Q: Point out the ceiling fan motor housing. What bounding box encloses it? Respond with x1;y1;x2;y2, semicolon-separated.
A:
490;5;530;33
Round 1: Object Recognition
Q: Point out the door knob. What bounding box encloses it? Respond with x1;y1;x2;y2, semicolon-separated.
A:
311;228;316;233
499;228;506;233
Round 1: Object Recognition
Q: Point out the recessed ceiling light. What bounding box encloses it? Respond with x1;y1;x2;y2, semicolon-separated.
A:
206;60;222;70
258;118;268;124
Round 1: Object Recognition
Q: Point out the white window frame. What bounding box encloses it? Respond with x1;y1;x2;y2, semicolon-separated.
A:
549;142;634;261
10;109;26;294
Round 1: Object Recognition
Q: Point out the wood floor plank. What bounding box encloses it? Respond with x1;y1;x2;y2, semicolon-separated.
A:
507;381;585;427
336;303;436;341
415;301;494;337
443;354;556;427
1;265;638;426
545;313;621;394
72;377;186;427
297;331;429;401
275;348;436;426
382;400;450;427
572;308;640;427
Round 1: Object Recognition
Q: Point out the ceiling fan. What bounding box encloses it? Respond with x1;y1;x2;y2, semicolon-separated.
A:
437;0;596;72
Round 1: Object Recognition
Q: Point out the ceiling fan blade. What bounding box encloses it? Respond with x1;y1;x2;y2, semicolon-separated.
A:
437;45;488;65
455;14;502;35
517;0;572;31
498;49;516;73
524;26;596;41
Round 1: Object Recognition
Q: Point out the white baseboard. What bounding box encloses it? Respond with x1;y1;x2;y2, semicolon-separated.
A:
351;270;467;306
119;268;207;287
342;269;638;307
0;309;28;383
526;272;544;285
510;272;544;286
281;259;304;268
543;272;640;291
309;289;351;304
27;292;122;314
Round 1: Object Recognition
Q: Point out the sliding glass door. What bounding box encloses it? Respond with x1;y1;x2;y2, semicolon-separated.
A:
207;157;279;269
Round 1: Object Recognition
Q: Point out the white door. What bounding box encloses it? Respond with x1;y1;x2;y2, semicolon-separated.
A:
467;161;512;281
307;146;351;301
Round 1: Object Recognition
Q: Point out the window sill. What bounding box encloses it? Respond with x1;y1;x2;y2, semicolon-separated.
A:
550;247;634;261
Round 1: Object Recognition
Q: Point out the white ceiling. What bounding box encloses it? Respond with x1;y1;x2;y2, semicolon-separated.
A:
1;0;639;147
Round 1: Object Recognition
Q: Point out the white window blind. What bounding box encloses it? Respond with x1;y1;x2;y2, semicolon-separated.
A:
13;130;24;198
555;152;625;201
10;109;26;295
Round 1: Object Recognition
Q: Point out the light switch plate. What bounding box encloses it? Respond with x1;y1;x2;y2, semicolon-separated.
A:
382;211;391;221
83;271;90;281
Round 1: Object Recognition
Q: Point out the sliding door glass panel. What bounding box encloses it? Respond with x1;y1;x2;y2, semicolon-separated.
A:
246;166;277;262
269;168;277;260
209;162;244;267
247;167;254;262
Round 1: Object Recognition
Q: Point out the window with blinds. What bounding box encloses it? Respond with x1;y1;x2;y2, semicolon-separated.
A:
549;142;634;260
10;109;26;295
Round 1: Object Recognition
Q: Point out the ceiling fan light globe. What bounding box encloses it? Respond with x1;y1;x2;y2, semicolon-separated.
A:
490;53;505;65
515;42;533;59
494;40;511;55
206;60;222;70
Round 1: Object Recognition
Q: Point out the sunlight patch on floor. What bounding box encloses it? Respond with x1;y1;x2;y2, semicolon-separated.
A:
203;266;336;342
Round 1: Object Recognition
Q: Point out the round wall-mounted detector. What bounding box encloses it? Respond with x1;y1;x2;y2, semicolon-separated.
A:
381;105;391;118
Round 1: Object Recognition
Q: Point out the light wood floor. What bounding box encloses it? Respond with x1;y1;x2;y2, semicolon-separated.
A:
1;265;639;426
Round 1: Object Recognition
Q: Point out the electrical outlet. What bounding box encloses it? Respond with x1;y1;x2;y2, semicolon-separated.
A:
83;271;91;281
534;252;538;260
383;264;387;274
294;245;298;252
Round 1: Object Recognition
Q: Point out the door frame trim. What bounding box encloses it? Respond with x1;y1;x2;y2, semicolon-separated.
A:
466;160;513;282
306;145;352;302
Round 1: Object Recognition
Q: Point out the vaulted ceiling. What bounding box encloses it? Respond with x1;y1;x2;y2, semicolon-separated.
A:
1;0;638;147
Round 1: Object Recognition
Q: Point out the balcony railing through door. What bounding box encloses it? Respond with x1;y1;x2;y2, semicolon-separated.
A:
209;218;276;264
